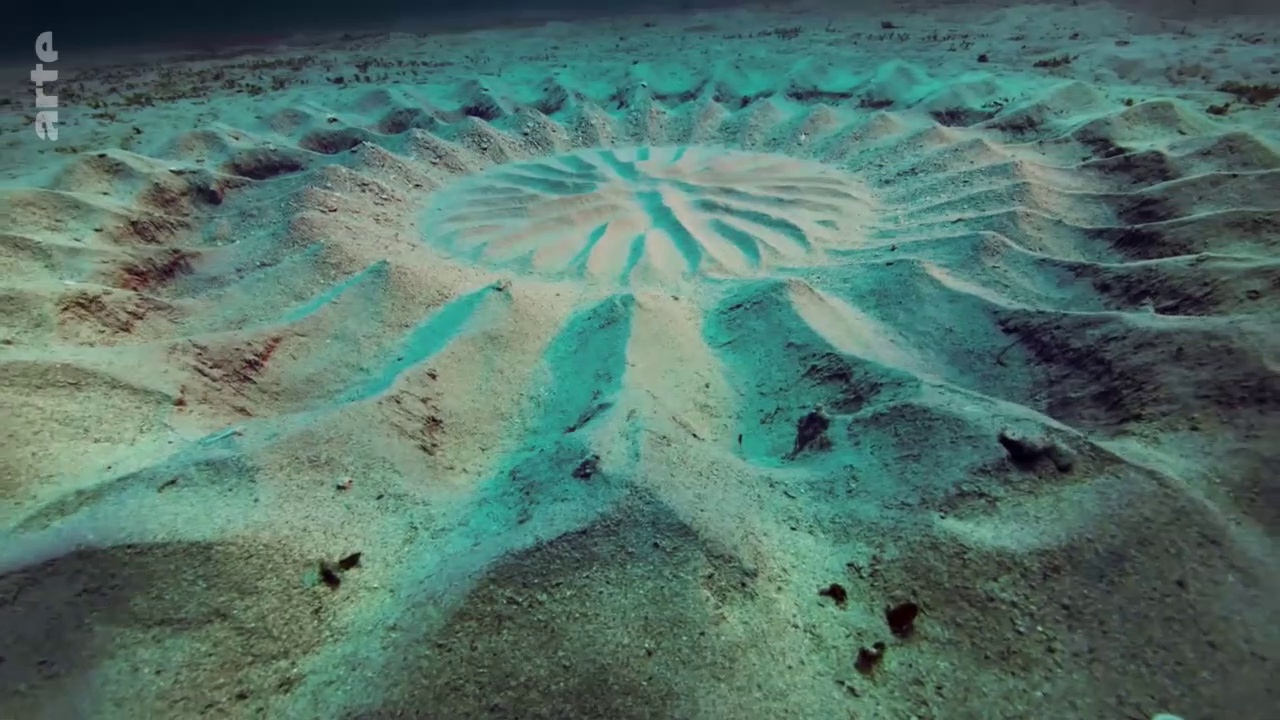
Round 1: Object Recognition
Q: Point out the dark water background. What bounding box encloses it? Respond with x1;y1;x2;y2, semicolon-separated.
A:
2;0;1262;62
10;0;721;59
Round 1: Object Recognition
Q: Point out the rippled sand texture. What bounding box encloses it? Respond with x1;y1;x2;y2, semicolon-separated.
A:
1;2;1278;719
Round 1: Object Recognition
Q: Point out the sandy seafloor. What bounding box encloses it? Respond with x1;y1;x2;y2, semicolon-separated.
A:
0;1;1278;718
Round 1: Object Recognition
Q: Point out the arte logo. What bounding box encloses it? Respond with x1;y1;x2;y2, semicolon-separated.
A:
32;32;58;140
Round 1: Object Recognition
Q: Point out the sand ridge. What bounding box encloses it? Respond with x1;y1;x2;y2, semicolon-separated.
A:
0;2;1278;719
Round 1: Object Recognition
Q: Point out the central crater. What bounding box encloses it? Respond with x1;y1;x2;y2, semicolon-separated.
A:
424;146;876;285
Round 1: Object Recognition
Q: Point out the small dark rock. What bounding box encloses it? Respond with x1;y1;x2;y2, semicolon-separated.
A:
855;641;887;673
572;454;601;480
789;406;831;459
885;601;920;637
998;429;1042;464
319;560;342;589
977;53;989;63
819;582;849;608
998;429;1074;472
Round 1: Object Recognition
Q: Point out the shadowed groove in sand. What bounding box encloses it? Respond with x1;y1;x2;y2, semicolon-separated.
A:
339;495;773;720
0;539;331;718
423;145;876;285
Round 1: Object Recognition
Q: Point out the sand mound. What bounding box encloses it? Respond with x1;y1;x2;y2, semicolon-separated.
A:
1;3;1278;719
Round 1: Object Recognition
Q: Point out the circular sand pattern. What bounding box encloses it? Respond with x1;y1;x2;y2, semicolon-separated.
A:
424;146;875;284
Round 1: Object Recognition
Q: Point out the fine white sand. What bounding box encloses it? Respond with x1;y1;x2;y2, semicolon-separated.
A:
1;2;1278;718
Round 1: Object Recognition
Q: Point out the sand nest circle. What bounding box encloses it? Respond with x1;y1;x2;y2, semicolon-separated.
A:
425;145;875;284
